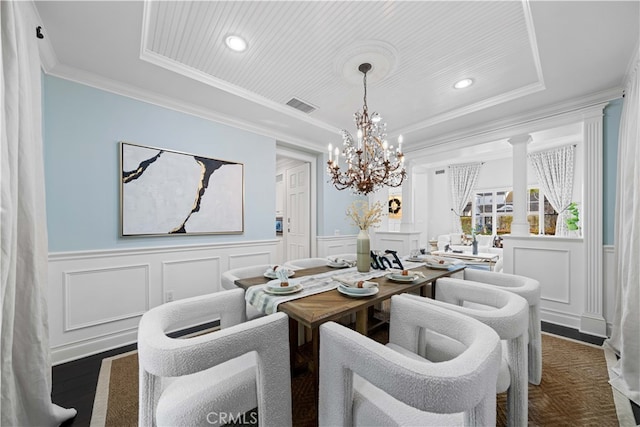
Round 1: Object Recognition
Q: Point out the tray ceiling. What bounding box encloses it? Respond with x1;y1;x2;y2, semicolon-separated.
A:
141;1;543;134
34;1;638;150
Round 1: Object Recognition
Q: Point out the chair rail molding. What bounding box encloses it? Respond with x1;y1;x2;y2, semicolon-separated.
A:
48;240;278;364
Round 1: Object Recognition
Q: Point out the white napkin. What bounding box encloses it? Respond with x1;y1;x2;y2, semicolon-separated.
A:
327;257;356;267
275;268;291;284
387;268;426;278
334;277;378;289
265;265;292;276
421;255;454;266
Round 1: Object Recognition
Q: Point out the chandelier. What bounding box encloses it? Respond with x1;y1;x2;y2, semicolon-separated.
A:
327;63;406;195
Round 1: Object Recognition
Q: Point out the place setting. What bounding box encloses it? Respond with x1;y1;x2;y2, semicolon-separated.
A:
333;277;378;298
405;252;464;271
263;268;309;295
326;257;356;268
405;249;429;263
263;280;303;295
385;269;423;283
263;265;295;279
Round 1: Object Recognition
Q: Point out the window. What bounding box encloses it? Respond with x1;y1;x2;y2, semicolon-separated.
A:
470;188;558;235
475;192;494;235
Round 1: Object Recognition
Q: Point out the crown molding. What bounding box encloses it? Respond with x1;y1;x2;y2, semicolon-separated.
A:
401;0;545;137
139;49;341;136
522;0;545;90
407;87;621;161
139;1;338;136
44;63;323;153
401;81;546;136
623;41;639;88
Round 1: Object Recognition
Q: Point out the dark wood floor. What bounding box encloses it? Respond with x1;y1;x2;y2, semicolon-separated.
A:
52;321;640;426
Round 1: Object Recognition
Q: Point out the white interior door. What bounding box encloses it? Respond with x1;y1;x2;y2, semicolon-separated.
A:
286;163;310;260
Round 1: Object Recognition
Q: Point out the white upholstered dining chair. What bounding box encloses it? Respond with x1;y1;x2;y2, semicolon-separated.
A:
137;288;292;427
330;253;357;261
283;257;328;270
221;264;274;320
405;278;530;427
463;268;542;384
319;294;502;426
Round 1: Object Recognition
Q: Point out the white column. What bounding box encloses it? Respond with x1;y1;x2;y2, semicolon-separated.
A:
400;160;414;232
580;108;607;336
508;134;532;236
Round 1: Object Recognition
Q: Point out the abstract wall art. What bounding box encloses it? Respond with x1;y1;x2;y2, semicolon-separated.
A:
120;142;244;236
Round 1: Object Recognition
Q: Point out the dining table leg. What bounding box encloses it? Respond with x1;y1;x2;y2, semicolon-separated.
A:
355;308;368;335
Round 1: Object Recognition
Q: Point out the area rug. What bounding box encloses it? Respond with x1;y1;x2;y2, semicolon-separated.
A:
90;332;636;426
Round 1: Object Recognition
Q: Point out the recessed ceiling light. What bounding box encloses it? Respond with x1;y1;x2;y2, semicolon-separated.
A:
453;78;474;89
225;35;247;52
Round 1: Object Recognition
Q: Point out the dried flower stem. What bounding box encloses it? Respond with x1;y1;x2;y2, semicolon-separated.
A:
346;200;385;230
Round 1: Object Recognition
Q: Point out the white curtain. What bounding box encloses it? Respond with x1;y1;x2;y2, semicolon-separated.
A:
528;145;575;236
449;162;482;234
1;2;76;425
605;48;640;406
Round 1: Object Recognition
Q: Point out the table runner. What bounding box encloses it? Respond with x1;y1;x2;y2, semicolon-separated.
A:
245;261;424;315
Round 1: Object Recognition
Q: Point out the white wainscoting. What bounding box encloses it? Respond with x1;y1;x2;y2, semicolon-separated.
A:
316;234;358;257
503;236;586;331
373;231;423;256
503;236;615;337
49;240;277;364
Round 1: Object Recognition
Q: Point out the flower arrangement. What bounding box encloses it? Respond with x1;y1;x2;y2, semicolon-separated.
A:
346;200;385;230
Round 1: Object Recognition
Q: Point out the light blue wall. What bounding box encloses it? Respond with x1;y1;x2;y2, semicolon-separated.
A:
317;152;363;236
43;76;276;252
603;98;623;245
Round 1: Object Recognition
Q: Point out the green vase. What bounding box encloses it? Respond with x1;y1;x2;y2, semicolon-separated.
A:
356;229;370;273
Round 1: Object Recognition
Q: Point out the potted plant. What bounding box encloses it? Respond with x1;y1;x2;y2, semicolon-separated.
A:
565;202;580;236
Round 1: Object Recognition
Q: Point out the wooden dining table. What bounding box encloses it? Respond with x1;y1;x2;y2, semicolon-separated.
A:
234;263;465;380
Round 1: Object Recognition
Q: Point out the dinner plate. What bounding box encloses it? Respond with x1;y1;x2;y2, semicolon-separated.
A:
263;284;303;295
386;273;419;282
337;285;378;297
327;260;348;268
426;263;451;270
266;280;297;291
406;257;426;263
264;270;295;279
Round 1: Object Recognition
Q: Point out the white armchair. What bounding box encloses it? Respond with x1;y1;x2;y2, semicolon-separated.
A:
137;289;292;427
221;264;273;320
463;268;542;384
405;278;530;426
283;257;328;270
319;294;502;426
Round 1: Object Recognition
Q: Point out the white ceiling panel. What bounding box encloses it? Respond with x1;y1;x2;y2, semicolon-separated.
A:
35;1;639;150
143;1;542;132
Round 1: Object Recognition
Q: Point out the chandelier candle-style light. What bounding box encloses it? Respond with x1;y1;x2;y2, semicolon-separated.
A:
327;63;406;195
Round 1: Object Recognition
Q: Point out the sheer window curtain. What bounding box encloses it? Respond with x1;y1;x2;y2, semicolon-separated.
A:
528;145;575;236
605;48;640;406
1;2;76;424
449;163;482;234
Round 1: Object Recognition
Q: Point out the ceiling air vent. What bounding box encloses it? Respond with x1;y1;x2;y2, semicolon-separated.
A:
435;169;445;175
286;97;316;114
